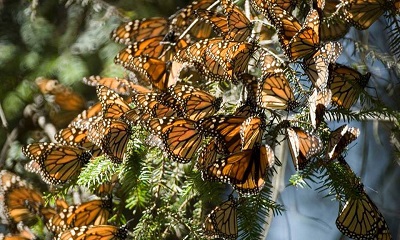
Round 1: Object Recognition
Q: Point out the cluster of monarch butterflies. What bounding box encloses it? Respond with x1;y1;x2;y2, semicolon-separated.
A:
16;0;398;238
0;170;127;239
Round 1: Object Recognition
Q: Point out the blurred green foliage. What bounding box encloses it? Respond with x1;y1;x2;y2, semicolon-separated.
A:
0;0;190;147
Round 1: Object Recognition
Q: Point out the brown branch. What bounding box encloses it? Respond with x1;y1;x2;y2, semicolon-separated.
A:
0;103;8;130
0;128;19;169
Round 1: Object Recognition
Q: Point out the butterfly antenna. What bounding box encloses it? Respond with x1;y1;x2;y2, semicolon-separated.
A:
123;218;136;229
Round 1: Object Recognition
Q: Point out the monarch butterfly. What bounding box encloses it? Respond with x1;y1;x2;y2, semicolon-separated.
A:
203;195;238;239
250;0;297;20
118;35;188;62
303;41;342;89
114;53;173;91
0;233;36;240
240;73;260;104
132;92;179;119
44;198;68;221
375;215;393;240
245;74;262;100
0;170;26;191
203;39;241;66
269;4;302;46
87;119;132;164
110;17;169;45
319;1;350;41
270;5;322;61
68;114;105;141
57;225;128;240
308;89;332;128
35;77;87;128
170;0;215;28
336;194;387;239
197;139;219;170
166;83;222;120
148;117;204;163
83;76;151;96
327;63;371;109
234;101;258;117
320;15;350;41
195;10;230;37
188;19;215;40
39;207;58;225
342;0;394;30
204;144;275;194
202;40;256;82
128;35;171;59
121;108;152;130
94;183;115;198
47;198;112;235
336;178;392;240
54;199;70;210
0;171;44;224
22;143;92;184
240;116;266;150
2;186;43;223
0;228;37;240
286;9;321;61
326;124;359;160
174;39;234;82
287;127;322;170
125;92;180;130
223;40;257;75
173;38;222;65
196;0;253;42
94;174;119;197
35;77;86;113
54;127;103;159
69;102;103;128
199;115;248;154
258;71;298;111
70;199;111;226
198;54;229;82
259;50;285;74
47;205;79;234
169;0;215;39
97;86;131;119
